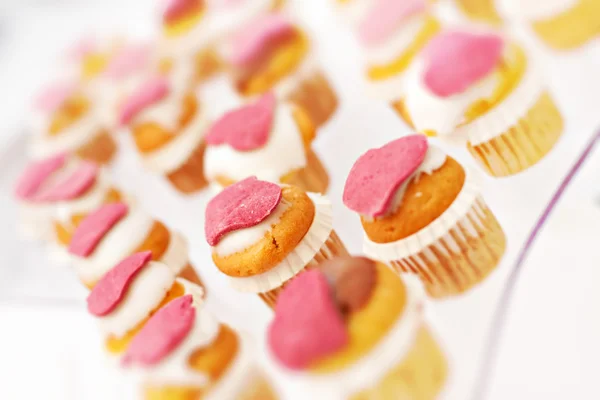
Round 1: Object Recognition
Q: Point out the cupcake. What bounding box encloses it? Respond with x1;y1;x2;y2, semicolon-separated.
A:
343;135;506;298
159;0;221;82
220;13;338;127
267;256;448;398
29;84;117;164
87;251;204;357
67;202;202;289
503;0;600;49
356;0;441;105
204;93;329;193
14;153;69;239
120;76;210;194
121;294;277;399
204;177;347;308
401;29;564;177
453;0;503;25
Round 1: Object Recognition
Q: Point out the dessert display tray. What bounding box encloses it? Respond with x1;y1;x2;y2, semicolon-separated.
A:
1;3;600;399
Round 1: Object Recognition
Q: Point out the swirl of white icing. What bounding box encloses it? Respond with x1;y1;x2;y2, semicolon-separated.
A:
96;261;176;338
204;103;307;183
500;0;579;21
266;274;428;398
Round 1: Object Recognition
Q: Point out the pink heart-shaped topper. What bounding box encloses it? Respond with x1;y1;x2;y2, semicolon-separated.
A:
343;135;429;218
163;0;202;23
34;81;78;113
87;251;153;316
205;93;276;151
228;14;296;66
34;161;99;202
14;153;68;200
423;30;504;97
268;270;348;370
205;176;282;246
358;0;426;46
119;76;170;126
105;43;153;80
68;202;129;257
122;295;196;366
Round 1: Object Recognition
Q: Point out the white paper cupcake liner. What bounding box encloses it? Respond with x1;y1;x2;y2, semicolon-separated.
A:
456;52;545;146
363;167;482;262
226;193;333;293
266;274;429;398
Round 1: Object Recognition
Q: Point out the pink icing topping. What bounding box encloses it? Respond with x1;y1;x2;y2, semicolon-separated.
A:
423;30;505;97
68;203;129;257
268;270;348;370
228;14;295;66
164;0;201;22
14;153;68;200
34;161;98;202
34;81;78;113
105;43;152;80
205;93;276;151
343;135;428;217
122;295;196;366
205;176;282;246
119;76;170;125
358;0;426;46
87;251;153;316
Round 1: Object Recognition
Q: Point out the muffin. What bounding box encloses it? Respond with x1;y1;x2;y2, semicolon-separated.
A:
453;0;503;25
14;153;69;240
67;202;201;289
220;13;338;127
343;135;506;298
120;76;210;194
29;84;117;164
268;256;448;399
204;93;329;193
87;251;204;357
158;0;221;82
356;0;441;104
204;177;347;308
121;294;277;399
401;29;564;177
503;0;600;49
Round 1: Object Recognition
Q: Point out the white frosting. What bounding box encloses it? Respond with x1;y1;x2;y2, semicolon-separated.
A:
97;261;175;338
127;279;214;388
204;104;307;183
204;333;260;400
361;14;428;67
363;165;482;260
222;193;334;293
160;232;191;276
208;0;275;40
267;274;427;398
403;59;499;138
214;199;290;256
71;207;154;283
460;53;544;145
500;0;579;21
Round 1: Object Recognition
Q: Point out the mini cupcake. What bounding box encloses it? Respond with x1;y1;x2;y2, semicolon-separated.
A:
503;0;600;49
453;0;503;25
29;84;117;164
14;153;69;239
221;13;338;127
267;256;448;398
401;29;564;177
356;0;441;104
121;294;277;399
159;0;221;82
343;135;506;298
87;251;204;357
204;177;347;308
67;202;201;289
204;93;329;193
120;76;210;194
